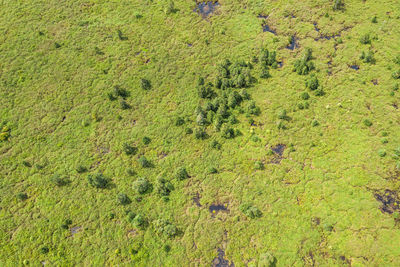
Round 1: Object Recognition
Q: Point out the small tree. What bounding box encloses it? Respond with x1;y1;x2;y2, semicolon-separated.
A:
305;75;319;90
123;143;138;156
117;193;131;205
138;156;151;168
133;177;151;194
176;167;189;180
141;78;151;90
87;173;109;189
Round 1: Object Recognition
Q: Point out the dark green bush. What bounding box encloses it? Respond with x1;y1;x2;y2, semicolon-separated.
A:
305;75;319;90
185;127;193;134
254;161;264;170
156;177;174;196
208;167;218;174
312;120;320;127
123;143;138;156
293;48;315;75
163;244;171;253
153;219;178;238
76;165;88;173
260;67;271;79
87;173;110;189
107;92;117;101
196;112;207;126
40;247;49;254
22;160;32;167
17;192;28;201
175;116;185;126
360;33;371;44
392;70;400;79
210;140;222;150
133;177;151;194
371;16;377;23
228;91;242;108
132;214;147;229
221;125;235;139
51;174;70;187
360;51;375;64
114;86;129;98
277;109;288;120
301;92;310;100
176;167;189;180
197;84;215;99
142;136;151;145
395;55;400;65
138;156;151;168
120;100;131;110
246;101;260;115
363;119;373;127
127;168;136;176
118;193;131;205
140;78;151;90
194;128;208;139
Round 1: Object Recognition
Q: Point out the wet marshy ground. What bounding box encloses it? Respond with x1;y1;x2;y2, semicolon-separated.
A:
212;248;234;267
209;204;229;217
193;193;202;207
194;1;220;18
262;23;277;34
287;36;299;50
374;189;400;214
270;144;286;164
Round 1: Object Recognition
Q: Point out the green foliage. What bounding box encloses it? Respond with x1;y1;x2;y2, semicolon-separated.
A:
210;140;222;149
221;125;235;139
153;219;178;238
378;149;386;157
363;119;373;127
254;161;264;170
133;177;151;194
17;192;28;201
277;109;288;120
246;101;260;115
156;177;174;196
0;126;11;141
333;0;344;11
208;167;218;174
40;247;49;254
197;84;215;99
300;92;310;100
175;116;185;126
194;128;208;139
392;70;400;79
123;143;138;156
120;100;131;110
114;86;129;98
165;0;176;14
305;75;319;90
360;51;375;64
138;156;151;168
176;167;189;181
141;78;151;90
185;127;193;134
87;173;110;189
360;33;371;44
117;193;131;205
239;203;262;218
395;55;400;65
142;136;151;145
258;252;276;267
293;48;315;75
51;174;70;187
371;16;377;23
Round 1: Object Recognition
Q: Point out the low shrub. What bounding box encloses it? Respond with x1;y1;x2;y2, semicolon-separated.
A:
40;247;49;254
156;177;174;196
360;51;375;64
118;193;131;205
392;70;400;79
176;167;189;180
153;219;178;238
363;119;372;127
175;116;185;126
140;78;151;90
360;33;371;44
195;128;208;140
378;149;386;157
277;109;288;120
51;174;70;187
138;156;151;168
17;192;28;201
123;143;138;156
371;16;377;23
120;100;131;110
305;75;319;90
114;86;129;98
246;101;260;115
210;140;222;150
208;167;218;174
312;120;320;127
87;173;110;189
254;161;264;170
133;177;151;194
142;136;151;145
259;252;276;267
301;92;310;100
221;125;235;139
185;128;193;134
239;203;262;218
333;0;344;11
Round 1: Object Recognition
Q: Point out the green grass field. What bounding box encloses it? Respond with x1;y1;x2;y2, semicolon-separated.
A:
1;0;400;266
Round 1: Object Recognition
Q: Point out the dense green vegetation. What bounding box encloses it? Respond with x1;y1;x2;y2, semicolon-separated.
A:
1;0;400;266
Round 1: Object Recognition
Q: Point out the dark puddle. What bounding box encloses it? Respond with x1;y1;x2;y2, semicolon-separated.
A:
271;144;286;156
257;14;268;19
372;79;378;85
270;144;286;164
209;204;228;217
350;65;359;70
313;22;320;32
187;43;193;47
374;189;400;214
278;62;283;68
194;1;220;18
212;248;235;267
262;23;277;34
287;36;299;50
70;226;81;236
392;103;398;109
193;193;202;207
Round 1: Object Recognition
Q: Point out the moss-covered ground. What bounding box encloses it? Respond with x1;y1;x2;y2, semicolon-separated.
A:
1;0;400;266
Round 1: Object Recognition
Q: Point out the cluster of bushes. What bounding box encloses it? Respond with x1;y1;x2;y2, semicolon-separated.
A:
259;47;278;78
153;219;178;238
0;125;10;141
107;85;132;109
239;203;262;218
156;177;174;199
293;48;315;75
305;74;324;96
87;173;110;189
360;51;375;64
194;59;261;139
